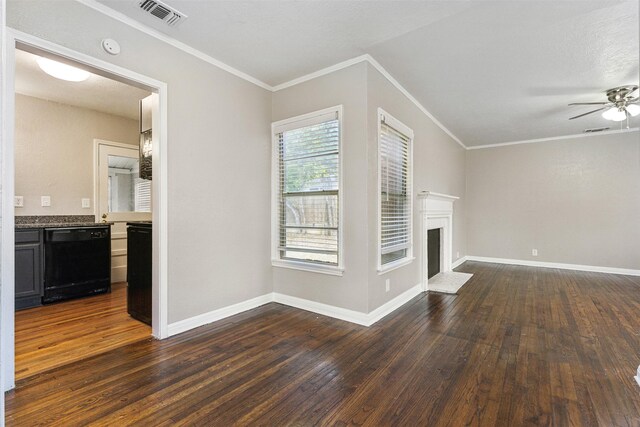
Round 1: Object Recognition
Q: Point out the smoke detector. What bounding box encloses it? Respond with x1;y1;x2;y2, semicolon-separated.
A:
138;0;187;26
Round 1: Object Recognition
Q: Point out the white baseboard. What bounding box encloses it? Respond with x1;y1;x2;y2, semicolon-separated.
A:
111;265;127;283
167;283;425;337
466;256;640;276
366;283;423;325
273;293;370;325
451;256;468;269
167;293;274;336
273;283;423;327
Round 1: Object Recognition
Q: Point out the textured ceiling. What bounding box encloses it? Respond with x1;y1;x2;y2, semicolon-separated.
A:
95;0;639;146
15;49;150;120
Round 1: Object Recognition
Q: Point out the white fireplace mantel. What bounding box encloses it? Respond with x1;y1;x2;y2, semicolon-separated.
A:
418;191;458;290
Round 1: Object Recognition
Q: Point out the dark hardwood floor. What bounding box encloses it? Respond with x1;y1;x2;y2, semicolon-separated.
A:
6;262;640;425
15;282;150;380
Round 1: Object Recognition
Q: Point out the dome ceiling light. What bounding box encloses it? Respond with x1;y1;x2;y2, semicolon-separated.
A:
36;57;91;82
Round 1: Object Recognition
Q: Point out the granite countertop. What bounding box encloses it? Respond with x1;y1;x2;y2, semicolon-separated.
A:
15;222;113;229
15;215;114;229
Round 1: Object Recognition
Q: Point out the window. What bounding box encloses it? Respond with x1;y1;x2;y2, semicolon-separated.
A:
378;109;413;271
272;106;343;274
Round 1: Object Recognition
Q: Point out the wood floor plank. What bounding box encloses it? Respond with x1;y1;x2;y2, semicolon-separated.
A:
14;282;151;381
6;262;640;426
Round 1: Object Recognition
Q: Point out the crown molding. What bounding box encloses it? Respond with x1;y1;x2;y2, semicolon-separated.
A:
364;55;466;150
467;127;640;150
75;0;273;91
78;0;627;152
271;55;370;91
273;54;467;150
75;0;466;150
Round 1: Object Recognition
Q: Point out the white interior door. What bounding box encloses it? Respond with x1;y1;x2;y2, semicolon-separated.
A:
95;140;152;282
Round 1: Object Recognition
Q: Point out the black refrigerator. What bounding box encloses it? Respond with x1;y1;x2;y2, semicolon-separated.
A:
127;222;152;325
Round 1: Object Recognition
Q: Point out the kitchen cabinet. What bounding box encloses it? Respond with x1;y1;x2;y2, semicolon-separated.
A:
15;229;44;310
127;222;152;325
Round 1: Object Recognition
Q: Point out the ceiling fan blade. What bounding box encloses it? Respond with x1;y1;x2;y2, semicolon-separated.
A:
568;102;608;106
627;97;639;104
569;107;608;120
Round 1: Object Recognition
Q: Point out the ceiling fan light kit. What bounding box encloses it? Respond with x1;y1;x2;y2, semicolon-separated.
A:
602;107;628;121
568;85;639;124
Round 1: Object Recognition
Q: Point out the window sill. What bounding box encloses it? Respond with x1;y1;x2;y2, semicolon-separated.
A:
272;259;344;276
377;257;415;275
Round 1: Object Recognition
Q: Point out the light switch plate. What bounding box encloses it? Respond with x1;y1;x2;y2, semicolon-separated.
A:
82;198;91;208
14;196;24;207
41;196;51;207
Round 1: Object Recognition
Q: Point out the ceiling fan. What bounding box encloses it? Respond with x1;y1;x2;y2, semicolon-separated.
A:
568;85;639;122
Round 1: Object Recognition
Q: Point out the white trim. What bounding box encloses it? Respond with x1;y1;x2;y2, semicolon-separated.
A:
167;283;423;337
365;284;423;325
1;19;16;396
274;283;423;327
0;0;5;415
466;256;640;276
366;56;465;149
451;256;467;270
417;191;459;202
93;139;152;223
111;248;127;257
272;260;344;276
271;105;344;272
75;0;272;91
272;55;370;92
273;292;369;325
377;108;414;273
273;55;466;150
111;265;127;283
467;127;640;150
64;1;638;153
377;257;415;275
1;29;170;392
167;293;274;337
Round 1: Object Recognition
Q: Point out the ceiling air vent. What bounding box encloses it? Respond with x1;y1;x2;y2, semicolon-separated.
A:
583;127;610;133
138;0;187;26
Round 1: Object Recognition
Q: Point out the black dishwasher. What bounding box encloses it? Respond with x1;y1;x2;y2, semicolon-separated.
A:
127;222;152;325
44;226;111;303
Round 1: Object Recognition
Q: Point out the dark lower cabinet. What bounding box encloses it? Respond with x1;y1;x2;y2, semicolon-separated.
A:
15;229;44;310
127;223;152;325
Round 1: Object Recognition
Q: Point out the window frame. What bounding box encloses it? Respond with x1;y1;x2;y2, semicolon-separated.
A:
271;105;344;276
377;108;415;274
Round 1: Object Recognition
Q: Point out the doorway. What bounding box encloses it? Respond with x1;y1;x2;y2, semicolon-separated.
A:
1;30;168;392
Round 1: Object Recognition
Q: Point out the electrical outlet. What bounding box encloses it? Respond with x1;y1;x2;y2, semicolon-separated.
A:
41;196;51;207
532;249;538;256
82;198;91;208
456;251;460;259
385;279;390;292
14;196;24;207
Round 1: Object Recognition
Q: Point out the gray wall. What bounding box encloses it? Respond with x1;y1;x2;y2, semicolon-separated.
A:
271;62;370;312
15;94;139;216
366;63;467;311
8;0;273;323
466;131;640;269
271;62;468;313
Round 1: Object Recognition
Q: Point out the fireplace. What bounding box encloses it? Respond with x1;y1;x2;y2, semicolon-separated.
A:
419;191;458;290
427;228;441;279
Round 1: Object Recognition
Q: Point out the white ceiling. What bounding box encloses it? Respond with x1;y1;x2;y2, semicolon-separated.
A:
15;49;150;120
97;0;639;146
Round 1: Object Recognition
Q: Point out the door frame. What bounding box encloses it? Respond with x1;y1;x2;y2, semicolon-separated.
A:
1;28;169;392
94;139;153;223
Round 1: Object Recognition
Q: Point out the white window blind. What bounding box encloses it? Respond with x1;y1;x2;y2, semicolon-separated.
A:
276;115;340;265
380;115;412;266
135;178;151;212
